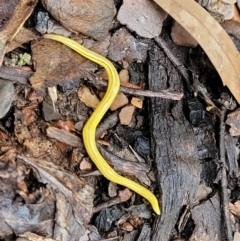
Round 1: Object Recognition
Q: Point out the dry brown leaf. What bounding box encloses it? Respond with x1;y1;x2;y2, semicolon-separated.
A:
78;85;100;109
6;27;39;53
154;0;240;104
30;37;110;91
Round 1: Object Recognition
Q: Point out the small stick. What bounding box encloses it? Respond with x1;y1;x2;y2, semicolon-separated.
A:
90;78;183;100
220;107;233;241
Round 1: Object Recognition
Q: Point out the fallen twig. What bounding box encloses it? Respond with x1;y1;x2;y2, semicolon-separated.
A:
0;65;33;84
220;107;233;241
90;78;183;100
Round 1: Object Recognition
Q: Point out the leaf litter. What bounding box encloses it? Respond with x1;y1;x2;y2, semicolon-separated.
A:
1;0;240;240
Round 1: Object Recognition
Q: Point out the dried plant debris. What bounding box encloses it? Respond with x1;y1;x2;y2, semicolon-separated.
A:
206;0;236;21
0;150;55;238
2;0;240;240
19;232;57;241
0;0;38;66
154;0;240;104
18;155;94;240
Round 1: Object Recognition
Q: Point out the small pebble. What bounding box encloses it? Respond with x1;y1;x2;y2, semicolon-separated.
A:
42;101;62;121
131;97;143;109
105;92;128;111
80;157;92;171
119;105;135;125
171;20;198;47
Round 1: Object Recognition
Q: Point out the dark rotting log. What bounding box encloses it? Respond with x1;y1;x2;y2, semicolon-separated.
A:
148;44;221;241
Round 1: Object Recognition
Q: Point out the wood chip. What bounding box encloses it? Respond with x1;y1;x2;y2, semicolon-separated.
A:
103;92;128;111
119;105;135;125
229;201;240;216
121;222;134;232
78;85;100;109
79;157;92;171
131;97;143;109
96;139;110;146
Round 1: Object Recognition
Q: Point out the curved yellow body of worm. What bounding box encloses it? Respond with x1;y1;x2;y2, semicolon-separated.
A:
44;34;160;215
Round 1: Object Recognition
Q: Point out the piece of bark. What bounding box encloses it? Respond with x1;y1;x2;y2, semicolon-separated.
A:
46;126;150;178
148;45;220;241
190;195;221;241
98;145;151;177
0;65;33;84
46;126;84;149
